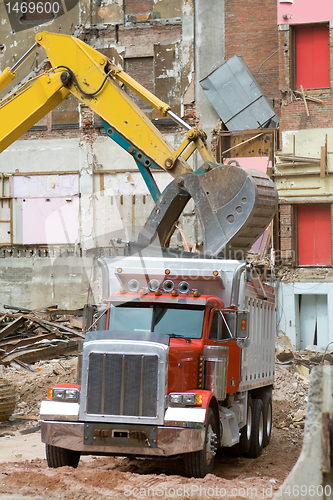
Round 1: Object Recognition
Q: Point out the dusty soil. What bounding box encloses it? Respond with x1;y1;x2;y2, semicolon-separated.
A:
0;360;308;499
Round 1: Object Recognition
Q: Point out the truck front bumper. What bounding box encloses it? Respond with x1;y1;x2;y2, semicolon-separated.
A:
41;420;205;457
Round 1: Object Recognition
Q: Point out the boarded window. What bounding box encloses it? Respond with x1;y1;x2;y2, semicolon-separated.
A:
294;24;330;90
297;204;332;265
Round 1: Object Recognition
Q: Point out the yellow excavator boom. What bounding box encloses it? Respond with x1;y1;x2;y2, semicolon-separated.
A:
0;31;278;257
0;31;215;178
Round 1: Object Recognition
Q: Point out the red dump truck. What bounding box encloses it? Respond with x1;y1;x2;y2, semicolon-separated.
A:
40;253;275;478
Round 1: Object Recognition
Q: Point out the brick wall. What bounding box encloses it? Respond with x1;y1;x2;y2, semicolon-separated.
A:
280;94;333;132
119;23;182;57
125;57;154;115
225;0;280;112
279;204;293;265
125;0;153;17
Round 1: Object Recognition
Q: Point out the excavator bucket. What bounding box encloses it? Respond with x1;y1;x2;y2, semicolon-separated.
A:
137;163;278;258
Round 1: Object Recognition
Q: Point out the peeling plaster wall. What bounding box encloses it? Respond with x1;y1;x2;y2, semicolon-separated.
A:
194;0;225;149
276;128;333;202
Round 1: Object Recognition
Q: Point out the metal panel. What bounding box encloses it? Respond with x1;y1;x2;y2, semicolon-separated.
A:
239;297;275;392
295;25;330;90
86;352;159;418
297;204;332;266
199;56;279;131
80;339;168;426
299;294;328;348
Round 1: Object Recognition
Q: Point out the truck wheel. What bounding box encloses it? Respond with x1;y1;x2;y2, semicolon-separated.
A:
46;444;81;468
238;395;253;454
184;408;218;478
262;392;272;447
245;398;264;458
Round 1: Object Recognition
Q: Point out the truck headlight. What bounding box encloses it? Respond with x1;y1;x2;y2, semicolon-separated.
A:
52;388;80;402
168;393;198;406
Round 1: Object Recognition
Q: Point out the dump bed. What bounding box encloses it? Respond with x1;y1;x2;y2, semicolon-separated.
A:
239;279;276;391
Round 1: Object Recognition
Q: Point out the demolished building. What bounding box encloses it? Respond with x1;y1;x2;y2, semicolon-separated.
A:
0;0;280;310
275;0;333;348
3;0;331;355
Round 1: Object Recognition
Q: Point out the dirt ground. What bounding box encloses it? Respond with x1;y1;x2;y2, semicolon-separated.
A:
0;359;308;500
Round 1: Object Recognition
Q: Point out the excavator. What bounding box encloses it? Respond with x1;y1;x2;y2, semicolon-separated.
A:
0;31;278;257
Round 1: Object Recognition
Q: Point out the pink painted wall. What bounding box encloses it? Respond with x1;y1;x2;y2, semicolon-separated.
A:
12;174;79;198
22;197;79;244
278;0;333;25
222;157;271;173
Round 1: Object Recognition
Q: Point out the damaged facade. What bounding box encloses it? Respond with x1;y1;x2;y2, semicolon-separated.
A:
275;0;333;348
1;0;331;352
0;0;225;308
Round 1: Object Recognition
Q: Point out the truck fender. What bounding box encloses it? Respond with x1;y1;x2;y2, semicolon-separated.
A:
199;390;221;444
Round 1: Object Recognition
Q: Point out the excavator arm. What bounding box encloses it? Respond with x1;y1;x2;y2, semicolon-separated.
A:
0;31;278;257
0;32;212;177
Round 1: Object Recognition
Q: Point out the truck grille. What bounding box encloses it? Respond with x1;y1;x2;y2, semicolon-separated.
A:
86;353;158;417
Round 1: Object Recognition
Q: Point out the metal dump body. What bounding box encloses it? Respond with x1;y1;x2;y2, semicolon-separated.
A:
99;255;246;304
238;279;276;391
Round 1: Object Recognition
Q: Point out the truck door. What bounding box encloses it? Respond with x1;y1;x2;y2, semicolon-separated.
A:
207;309;240;393
208;310;231;340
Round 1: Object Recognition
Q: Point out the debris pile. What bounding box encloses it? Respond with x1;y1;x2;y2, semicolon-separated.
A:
0;376;16;421
271;335;333;438
0;305;85;367
11;358;78;417
274;334;332;384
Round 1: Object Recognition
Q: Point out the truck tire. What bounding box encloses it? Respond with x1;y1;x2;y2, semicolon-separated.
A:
245;398;264;458
46;444;81;468
238;395;253;454
262;392;272;447
184;408;218;478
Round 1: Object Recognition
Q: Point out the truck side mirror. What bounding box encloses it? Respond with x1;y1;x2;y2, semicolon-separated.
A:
236;311;249;338
236;311;250;349
222;310;250;347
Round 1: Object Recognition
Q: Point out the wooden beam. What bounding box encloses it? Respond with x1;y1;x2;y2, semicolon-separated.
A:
320;135;328;178
300;85;310;116
100;172;104;196
0;316;26;342
293;90;323;103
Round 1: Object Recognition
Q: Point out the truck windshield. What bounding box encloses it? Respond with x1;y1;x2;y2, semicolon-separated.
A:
108;304;205;339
